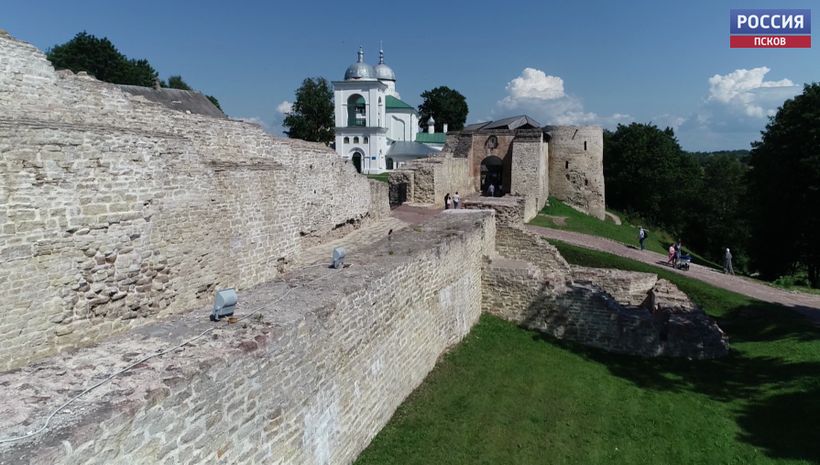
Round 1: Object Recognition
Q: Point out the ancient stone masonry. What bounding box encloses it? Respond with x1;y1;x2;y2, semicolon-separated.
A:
484;225;729;359
0;34;388;370
544;125;605;220
0;211;496;465
0;30;729;465
387;154;472;208
389;118;604;221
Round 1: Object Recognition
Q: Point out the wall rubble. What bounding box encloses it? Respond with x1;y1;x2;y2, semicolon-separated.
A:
484;225;728;359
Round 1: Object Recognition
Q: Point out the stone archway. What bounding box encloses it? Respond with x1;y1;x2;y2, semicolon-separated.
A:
351;152;363;173
481;155;504;195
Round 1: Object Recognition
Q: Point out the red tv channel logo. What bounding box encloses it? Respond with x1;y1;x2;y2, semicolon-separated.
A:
730;9;812;48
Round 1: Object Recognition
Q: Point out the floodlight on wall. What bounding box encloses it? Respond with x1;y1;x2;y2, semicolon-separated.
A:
210;288;238;321
331;247;346;269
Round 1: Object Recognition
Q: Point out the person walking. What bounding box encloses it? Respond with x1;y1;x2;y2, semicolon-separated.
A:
453;192;461;209
638;226;647;250
724;248;735;275
674;240;682;268
667;244;676;267
444;193;452;210
487;184;495;197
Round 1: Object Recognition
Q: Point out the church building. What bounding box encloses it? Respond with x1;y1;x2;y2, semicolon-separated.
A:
333;47;445;174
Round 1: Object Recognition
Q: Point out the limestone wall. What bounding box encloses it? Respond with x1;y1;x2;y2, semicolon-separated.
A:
482;256;729;359
544;126;605;219
479;220;727;359
389;156;472;207
510;131;549;221
0;211;496;465
0;34;385;370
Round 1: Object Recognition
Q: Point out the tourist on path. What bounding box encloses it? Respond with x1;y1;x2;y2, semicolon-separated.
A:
638;226;647;250
487;184;495;197
667;244;676;267
454;192;461;209
444;193;452;210
674;240;682;267
724;248;735;275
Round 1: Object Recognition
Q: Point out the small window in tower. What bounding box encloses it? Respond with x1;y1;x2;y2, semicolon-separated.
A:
344;137;350;144
353;136;360;143
585;179;589;186
584;141;587;151
565;161;569;170
364;136;369;143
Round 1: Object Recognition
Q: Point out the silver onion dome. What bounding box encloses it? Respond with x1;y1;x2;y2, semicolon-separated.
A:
374;47;396;81
344;47;376;80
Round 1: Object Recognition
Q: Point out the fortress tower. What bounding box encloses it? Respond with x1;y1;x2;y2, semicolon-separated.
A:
544;126;606;220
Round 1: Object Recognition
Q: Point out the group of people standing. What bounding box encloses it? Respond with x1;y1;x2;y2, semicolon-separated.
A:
444;192;461;210
639;226;735;275
666;239;683;268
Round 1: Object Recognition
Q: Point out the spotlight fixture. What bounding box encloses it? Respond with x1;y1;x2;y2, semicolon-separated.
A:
211;288;237;321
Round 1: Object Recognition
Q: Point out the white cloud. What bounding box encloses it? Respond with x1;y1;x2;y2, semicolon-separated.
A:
496;67;630;127
500;68;564;108
276;100;293;115
675;67;801;150
707;67;795;117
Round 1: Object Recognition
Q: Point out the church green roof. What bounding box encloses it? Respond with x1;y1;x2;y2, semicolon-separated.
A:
415;132;447;144
385;95;414;110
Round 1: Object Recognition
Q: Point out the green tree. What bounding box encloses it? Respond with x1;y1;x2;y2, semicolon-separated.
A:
283;77;334;144
206;95;222;111
47;32;157;86
685;154;750;269
748;83;820;286
418;86;468;132
604;123;700;233
166;75;192;90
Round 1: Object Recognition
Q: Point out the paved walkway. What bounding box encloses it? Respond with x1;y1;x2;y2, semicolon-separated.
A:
299;216;409;266
527;225;820;323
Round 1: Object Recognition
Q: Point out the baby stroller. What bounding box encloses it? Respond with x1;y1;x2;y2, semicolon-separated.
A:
676;253;691;271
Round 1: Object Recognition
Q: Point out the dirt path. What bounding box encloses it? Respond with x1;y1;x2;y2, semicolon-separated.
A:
527;225;820;323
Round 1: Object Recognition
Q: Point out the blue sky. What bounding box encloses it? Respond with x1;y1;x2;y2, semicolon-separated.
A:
3;0;817;150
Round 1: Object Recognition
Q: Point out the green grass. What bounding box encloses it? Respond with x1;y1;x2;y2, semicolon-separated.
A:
355;243;820;465
529;198;721;269
771;272;820;296
367;173;390;183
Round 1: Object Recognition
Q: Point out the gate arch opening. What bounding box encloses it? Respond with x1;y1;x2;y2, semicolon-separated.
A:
481;155;504;196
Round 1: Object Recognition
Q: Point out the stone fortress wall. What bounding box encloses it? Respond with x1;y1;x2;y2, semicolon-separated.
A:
390;124;604;221
0;32;388;370
544;125;606;219
0;32;727;465
509;129;550;221
0;211;495;465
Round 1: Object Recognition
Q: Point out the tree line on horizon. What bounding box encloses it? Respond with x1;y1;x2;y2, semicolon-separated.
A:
604;83;820;288
46;32;222;111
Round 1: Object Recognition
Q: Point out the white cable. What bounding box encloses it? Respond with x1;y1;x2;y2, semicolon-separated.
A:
0;263;338;445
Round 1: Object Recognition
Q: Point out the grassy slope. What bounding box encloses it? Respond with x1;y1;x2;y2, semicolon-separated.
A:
367;173;390;183
355;242;820;465
529;198;721;269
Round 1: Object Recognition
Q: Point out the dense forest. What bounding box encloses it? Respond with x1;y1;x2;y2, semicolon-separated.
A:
604;83;820;288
